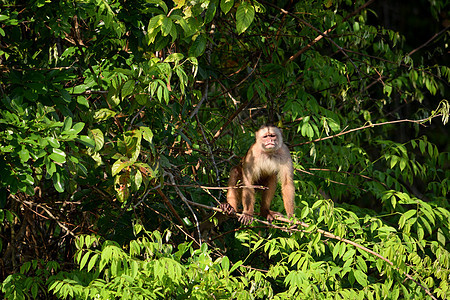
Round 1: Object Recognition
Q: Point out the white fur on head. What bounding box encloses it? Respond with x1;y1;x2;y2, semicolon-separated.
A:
256;125;283;152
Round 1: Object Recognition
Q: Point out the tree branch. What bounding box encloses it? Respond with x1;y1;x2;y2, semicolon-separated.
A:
292;115;441;147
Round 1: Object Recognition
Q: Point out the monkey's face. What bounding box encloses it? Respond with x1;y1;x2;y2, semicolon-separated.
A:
257;126;282;152
262;133;278;149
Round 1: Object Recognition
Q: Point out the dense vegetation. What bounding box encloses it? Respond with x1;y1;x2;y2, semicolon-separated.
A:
0;0;449;298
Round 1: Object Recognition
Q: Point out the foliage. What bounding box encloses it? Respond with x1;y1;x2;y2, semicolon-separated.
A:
47;228;255;300
1;0;449;299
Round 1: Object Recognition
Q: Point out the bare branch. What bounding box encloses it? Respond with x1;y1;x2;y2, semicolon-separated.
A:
166;172;202;246
293;115;441;147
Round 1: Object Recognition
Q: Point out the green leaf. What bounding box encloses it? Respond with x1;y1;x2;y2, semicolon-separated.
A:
87;253;99;272
221;256;230;272
189;34;207;57
77;136;96;148
236;2;255;34
107;86;121;107
80;252;90;269
94;108;117;121
19;147;30;163
122;80;135;98
135;94;148;105
53;172;65;193
205;1;217;23
49;148;66;163
164;53;184;63
141;127;153;143
221;0;234;14
112;159;133;176
115;174;130;202
47;137;60;148
399;209;416;229
399;158;407;171
89;128;105;151
230;260;243;273
63;117;73;132
147;14;164;43
46;160;57;176
390;155;399;168
354;269;368;287
161;16;173;36
383;84;392;97
134;169;142;190
72;122;85;135
148;0;168;14
77;96;89;108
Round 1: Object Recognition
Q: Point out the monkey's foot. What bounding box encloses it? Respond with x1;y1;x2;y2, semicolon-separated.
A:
219;203;236;215
263;210;283;223
238;213;254;225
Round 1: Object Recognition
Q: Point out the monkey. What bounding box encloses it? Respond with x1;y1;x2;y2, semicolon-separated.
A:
220;125;295;225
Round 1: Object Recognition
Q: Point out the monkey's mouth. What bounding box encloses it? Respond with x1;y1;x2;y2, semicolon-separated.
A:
265;142;275;148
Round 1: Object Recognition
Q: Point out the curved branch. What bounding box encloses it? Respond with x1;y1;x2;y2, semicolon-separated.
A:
292;115;442;147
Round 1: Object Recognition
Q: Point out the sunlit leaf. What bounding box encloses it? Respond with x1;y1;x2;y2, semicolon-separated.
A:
89;128;105;151
52;172;65;193
236;2;254;34
220;0;234;14
49;148;66;163
77;136;95;148
94;108;117;122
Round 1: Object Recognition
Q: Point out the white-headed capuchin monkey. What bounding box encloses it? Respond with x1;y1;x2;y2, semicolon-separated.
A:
220;125;295;225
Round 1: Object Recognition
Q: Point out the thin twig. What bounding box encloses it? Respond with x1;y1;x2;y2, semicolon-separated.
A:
155;187;186;229
11;195;76;237
144;204;201;248
307;167;388;189
212;54;262;141
166;172;202;245
408;25;450;57
293;115;440;147
297;168;367;192
196;116;222;200
164;183;268;190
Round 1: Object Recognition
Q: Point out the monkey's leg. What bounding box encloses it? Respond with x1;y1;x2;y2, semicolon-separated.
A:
221;166;242;215
281;173;295;218
240;173;256;225
260;175;278;223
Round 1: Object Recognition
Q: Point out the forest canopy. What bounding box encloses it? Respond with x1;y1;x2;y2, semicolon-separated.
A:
0;0;449;299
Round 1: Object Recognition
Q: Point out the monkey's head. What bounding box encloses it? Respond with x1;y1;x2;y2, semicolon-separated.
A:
256;125;283;152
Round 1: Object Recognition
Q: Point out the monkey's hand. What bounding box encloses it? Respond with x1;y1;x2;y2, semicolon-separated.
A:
238;213;254;225
219;203;236;215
